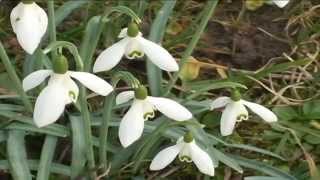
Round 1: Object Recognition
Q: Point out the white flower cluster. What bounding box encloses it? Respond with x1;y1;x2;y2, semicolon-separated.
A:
10;1;283;177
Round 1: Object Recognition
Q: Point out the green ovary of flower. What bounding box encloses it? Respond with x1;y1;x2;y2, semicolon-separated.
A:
134;86;148;100
22;0;34;4
183;131;194;143
127;22;139;37
53;55;68;74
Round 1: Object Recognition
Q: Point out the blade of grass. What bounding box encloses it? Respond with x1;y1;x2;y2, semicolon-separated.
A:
7;130;32;180
164;0;219;95
146;0;176;96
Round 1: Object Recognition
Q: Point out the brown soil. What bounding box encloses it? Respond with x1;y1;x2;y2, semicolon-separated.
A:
198;1;291;70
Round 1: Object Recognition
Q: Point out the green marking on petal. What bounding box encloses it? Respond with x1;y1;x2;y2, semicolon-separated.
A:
143;111;155;120
15;17;21;22
128;50;143;59
69;91;77;102
236;114;248;122
179;155;192;163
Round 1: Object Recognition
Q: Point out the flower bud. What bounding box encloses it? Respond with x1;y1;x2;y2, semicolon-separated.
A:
231;89;241;101
134;86;148;100
127;22;139;37
183;131;194;143
179;56;200;81
53;55;68;74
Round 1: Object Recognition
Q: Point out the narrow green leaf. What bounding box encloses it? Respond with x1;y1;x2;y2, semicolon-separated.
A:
147;0;176;96
36;135;58;180
99;93;115;171
55;1;89;25
245;176;290;180
7;130;32;180
231;155;297;180
5;122;69;137
165;0;219;95
69;115;87;179
80;16;105;71
0;160;71;176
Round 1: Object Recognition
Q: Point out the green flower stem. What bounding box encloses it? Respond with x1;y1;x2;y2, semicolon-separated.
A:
99;93;115;171
47;0;57;59
0;41;33;112
79;88;96;178
164;0;219;96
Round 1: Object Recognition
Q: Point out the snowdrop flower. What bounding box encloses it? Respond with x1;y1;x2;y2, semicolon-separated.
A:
210;90;277;136
93;22;179;72
116;86;192;147
23;55;113;127
10;1;48;54
150;132;215;176
271;0;289;8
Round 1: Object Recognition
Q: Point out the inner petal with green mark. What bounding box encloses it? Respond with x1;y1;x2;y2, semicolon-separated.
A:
236;114;248;122
69;91;77;102
142;101;155;120
128;50;144;59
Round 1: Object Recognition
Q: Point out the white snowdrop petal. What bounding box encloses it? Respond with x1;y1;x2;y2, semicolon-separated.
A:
137;37;179;72
69;71;113;96
118;28;128;38
147;97;192;121
93;38;129;72
124;38;144;59
33;84;67;127
273;0;289;8
189;143;215;176
116;91;135;105
34;3;48;35
220;102;244;136
119;101;145;147
210;96;231;110
10;3;23;33
241;100;277;122
22;70;52;91
149;144;181;170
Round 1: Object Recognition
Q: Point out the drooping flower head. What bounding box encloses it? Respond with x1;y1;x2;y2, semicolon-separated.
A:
210;90;277;136
150;132;215;176
10;1;48;54
93;22;179;72
23;55;113;127
116;86;192;147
